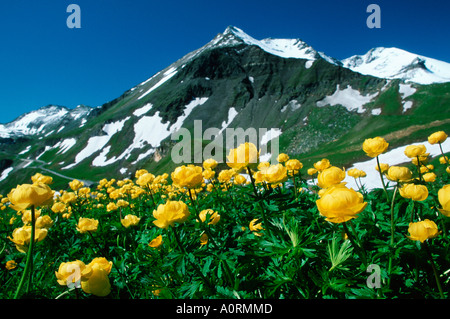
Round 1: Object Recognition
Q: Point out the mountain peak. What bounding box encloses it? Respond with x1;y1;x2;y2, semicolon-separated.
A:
342;46;450;84
207;26;337;62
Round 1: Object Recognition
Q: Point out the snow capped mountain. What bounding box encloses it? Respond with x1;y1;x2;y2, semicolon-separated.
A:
341;47;450;85
204;26;340;64
0;104;91;138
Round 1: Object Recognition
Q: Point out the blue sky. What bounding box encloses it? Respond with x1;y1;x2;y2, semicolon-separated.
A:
1;0;449;123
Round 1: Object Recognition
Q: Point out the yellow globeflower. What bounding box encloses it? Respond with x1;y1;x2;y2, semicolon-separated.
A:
171;165;203;189
152;201;190;229
55;260;92;287
149;235;163;249
375;163;389;173
218;169;235;183
307;168;318;175
200;233;208;246
399;183;429;201
76;217;99;234
8;183;53;211
317;166;346;189
313;159;331;172
202;168;215;180
285;159;303;175
121;214;141;228
316;185;367;224
386;166;412;182
5;260;17;270
362;137;389;158
35;215;54;229
428;131;447;145
31;172;53;185
249;219;264;236
69;179;84;191
59;192;77;204
233;174;247;185
407;219;441;243
21;209;41;225
136;172;155;187
87;257;113;275
198;209;221;225
8;226;48;253
203;158;218;170
277;153;289;163
347;168;367;179
81;263;111;297
263;164;288;185
438;185;450;217
51;202;67;214
423;172;437;183
404;144;427;158
226;142;260;171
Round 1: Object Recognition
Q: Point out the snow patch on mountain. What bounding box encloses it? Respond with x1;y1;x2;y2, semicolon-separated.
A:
0;167;13;182
54;138;77;155
62;117;129;170
138;67;178;100
92;97;209;167
316;85;378;113
133;103;153;117
398;83;417;113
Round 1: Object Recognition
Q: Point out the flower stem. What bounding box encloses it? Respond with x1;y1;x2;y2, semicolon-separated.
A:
247;166;272;237
376;156;389;202
423;241;445;299
14;205;36;299
438;142;449;166
342;221;367;267
387;185;398;288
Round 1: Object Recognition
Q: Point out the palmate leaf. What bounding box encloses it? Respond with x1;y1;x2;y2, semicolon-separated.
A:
327;235;354;272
